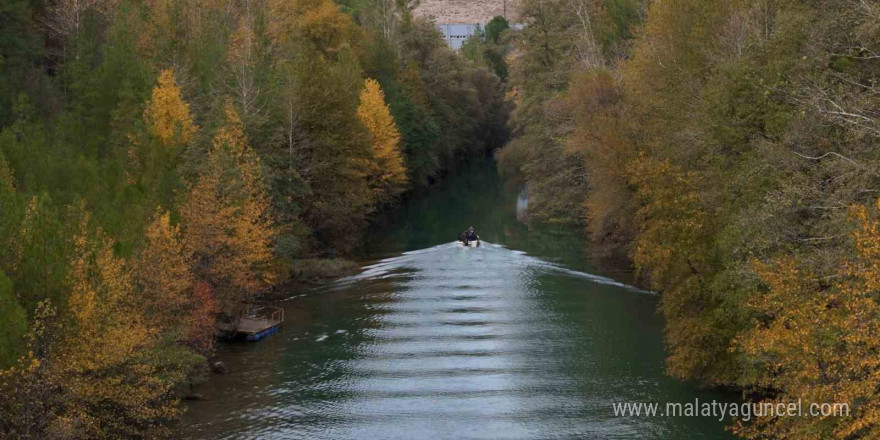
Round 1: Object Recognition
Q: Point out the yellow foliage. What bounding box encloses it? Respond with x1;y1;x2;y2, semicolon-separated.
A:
735;198;880;439
627;153;708;290
143;69;197;147
136;209;193;329
298;0;355;54
357;78;407;204
181;101;276;318
27;217;183;439
565;70;635;256
66;219;152;370
267;0;356;53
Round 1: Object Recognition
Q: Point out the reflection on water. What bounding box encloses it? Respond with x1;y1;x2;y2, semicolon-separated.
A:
178;161;735;439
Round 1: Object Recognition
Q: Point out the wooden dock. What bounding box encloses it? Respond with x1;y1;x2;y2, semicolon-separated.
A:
221;306;284;341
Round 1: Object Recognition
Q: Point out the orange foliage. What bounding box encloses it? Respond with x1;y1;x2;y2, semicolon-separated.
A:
565;70;635;256
187;281;219;353
735;198;880;439
181;101;276;319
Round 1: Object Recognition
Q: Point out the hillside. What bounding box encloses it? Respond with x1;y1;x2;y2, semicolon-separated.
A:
413;0;521;23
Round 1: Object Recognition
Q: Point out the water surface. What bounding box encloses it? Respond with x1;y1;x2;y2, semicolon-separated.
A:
179;161;736;439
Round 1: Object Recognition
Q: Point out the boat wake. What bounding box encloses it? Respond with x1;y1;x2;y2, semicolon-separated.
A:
332;242;650;295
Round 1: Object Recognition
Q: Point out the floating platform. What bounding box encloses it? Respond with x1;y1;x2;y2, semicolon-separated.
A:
220;306;284;342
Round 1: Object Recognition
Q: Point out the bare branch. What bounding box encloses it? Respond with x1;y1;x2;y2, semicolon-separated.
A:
791;150;861;166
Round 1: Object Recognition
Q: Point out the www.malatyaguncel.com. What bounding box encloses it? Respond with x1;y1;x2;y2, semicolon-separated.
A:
611;399;851;421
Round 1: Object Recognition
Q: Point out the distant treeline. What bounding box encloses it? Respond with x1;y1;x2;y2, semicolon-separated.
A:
500;0;879;438
0;0;508;437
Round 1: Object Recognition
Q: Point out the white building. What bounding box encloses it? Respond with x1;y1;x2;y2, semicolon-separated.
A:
437;22;527;50
437;23;482;50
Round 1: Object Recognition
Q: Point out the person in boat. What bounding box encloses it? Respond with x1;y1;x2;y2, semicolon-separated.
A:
459;226;480;246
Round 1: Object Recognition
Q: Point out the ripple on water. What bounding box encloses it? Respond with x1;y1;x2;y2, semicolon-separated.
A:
179;242;733;440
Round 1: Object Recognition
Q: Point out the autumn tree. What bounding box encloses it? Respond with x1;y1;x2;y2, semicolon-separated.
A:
565;69;635;259
736;199;880;439
357;78;407;205
136;208;218;353
135;209;193;330
143;69;197;147
1;217;189;439
181;101;276;320
187;281;220;353
59;221;177;438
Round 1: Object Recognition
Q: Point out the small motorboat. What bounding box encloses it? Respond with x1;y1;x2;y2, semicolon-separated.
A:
458;227;480;248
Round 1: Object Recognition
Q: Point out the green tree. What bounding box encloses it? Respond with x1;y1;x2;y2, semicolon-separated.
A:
0;272;26;368
485;16;509;44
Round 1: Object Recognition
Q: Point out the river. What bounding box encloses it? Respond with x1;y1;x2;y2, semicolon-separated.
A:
178;160;737;439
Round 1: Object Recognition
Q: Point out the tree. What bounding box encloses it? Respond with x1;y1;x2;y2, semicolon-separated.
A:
357;78;407;205
187;281;220;353
737;200;880;439
0;300;65;439
181;101;276;319
296;0;358;56
0;149;13;192
565;69;634;259
485;16;509;44
36;218;184;439
12;195;69;314
226;15;262;124
460;30;487;69
0;272;26;368
135;209;193;329
143;69;197;147
43;0;115;62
